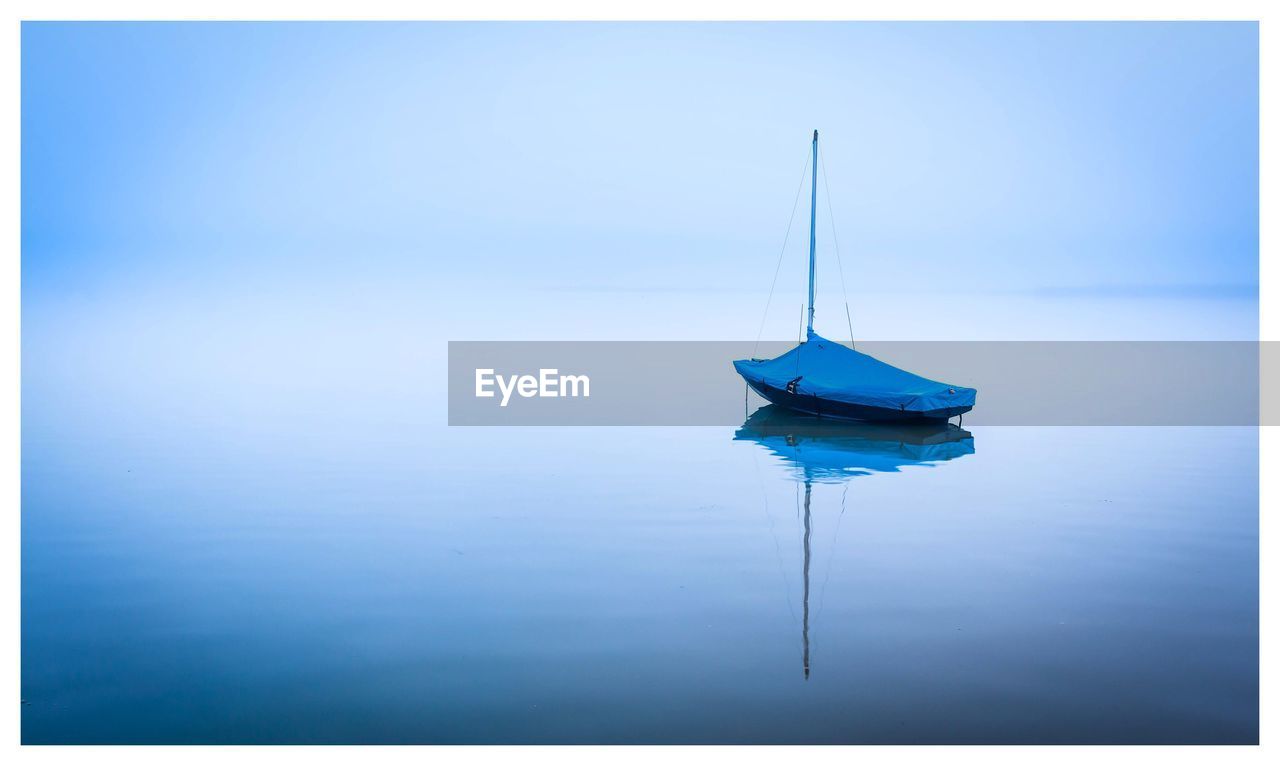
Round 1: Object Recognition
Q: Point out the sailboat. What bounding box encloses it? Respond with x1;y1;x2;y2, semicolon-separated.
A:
735;405;976;678
733;131;977;423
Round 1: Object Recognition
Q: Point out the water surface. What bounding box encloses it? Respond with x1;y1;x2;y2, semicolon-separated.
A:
21;414;1258;743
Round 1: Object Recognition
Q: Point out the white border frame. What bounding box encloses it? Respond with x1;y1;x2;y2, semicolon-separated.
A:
5;2;1273;763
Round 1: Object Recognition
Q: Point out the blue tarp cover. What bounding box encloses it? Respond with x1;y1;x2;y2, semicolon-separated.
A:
734;331;977;414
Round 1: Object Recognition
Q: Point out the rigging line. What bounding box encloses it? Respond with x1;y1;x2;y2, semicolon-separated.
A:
752;149;812;357
752;446;798;626
814;480;850;627
792;304;803;379
819;147;856;349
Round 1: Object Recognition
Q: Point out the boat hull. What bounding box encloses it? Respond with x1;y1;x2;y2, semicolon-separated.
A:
744;379;973;423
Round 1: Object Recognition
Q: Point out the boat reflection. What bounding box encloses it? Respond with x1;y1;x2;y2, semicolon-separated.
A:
734;405;976;679
735;405;975;483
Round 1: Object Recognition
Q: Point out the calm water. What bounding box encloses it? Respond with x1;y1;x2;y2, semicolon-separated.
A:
21;413;1258;743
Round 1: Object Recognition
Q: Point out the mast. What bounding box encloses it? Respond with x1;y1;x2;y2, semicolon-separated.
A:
806;130;818;338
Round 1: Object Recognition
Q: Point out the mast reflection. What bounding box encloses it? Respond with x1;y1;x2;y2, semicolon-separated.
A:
735;405;976;679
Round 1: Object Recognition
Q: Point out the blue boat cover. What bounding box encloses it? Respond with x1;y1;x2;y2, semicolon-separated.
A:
734;331;977;415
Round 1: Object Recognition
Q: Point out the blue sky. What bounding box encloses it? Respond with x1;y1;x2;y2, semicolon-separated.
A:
24;23;1258;337
21;22;1260;432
